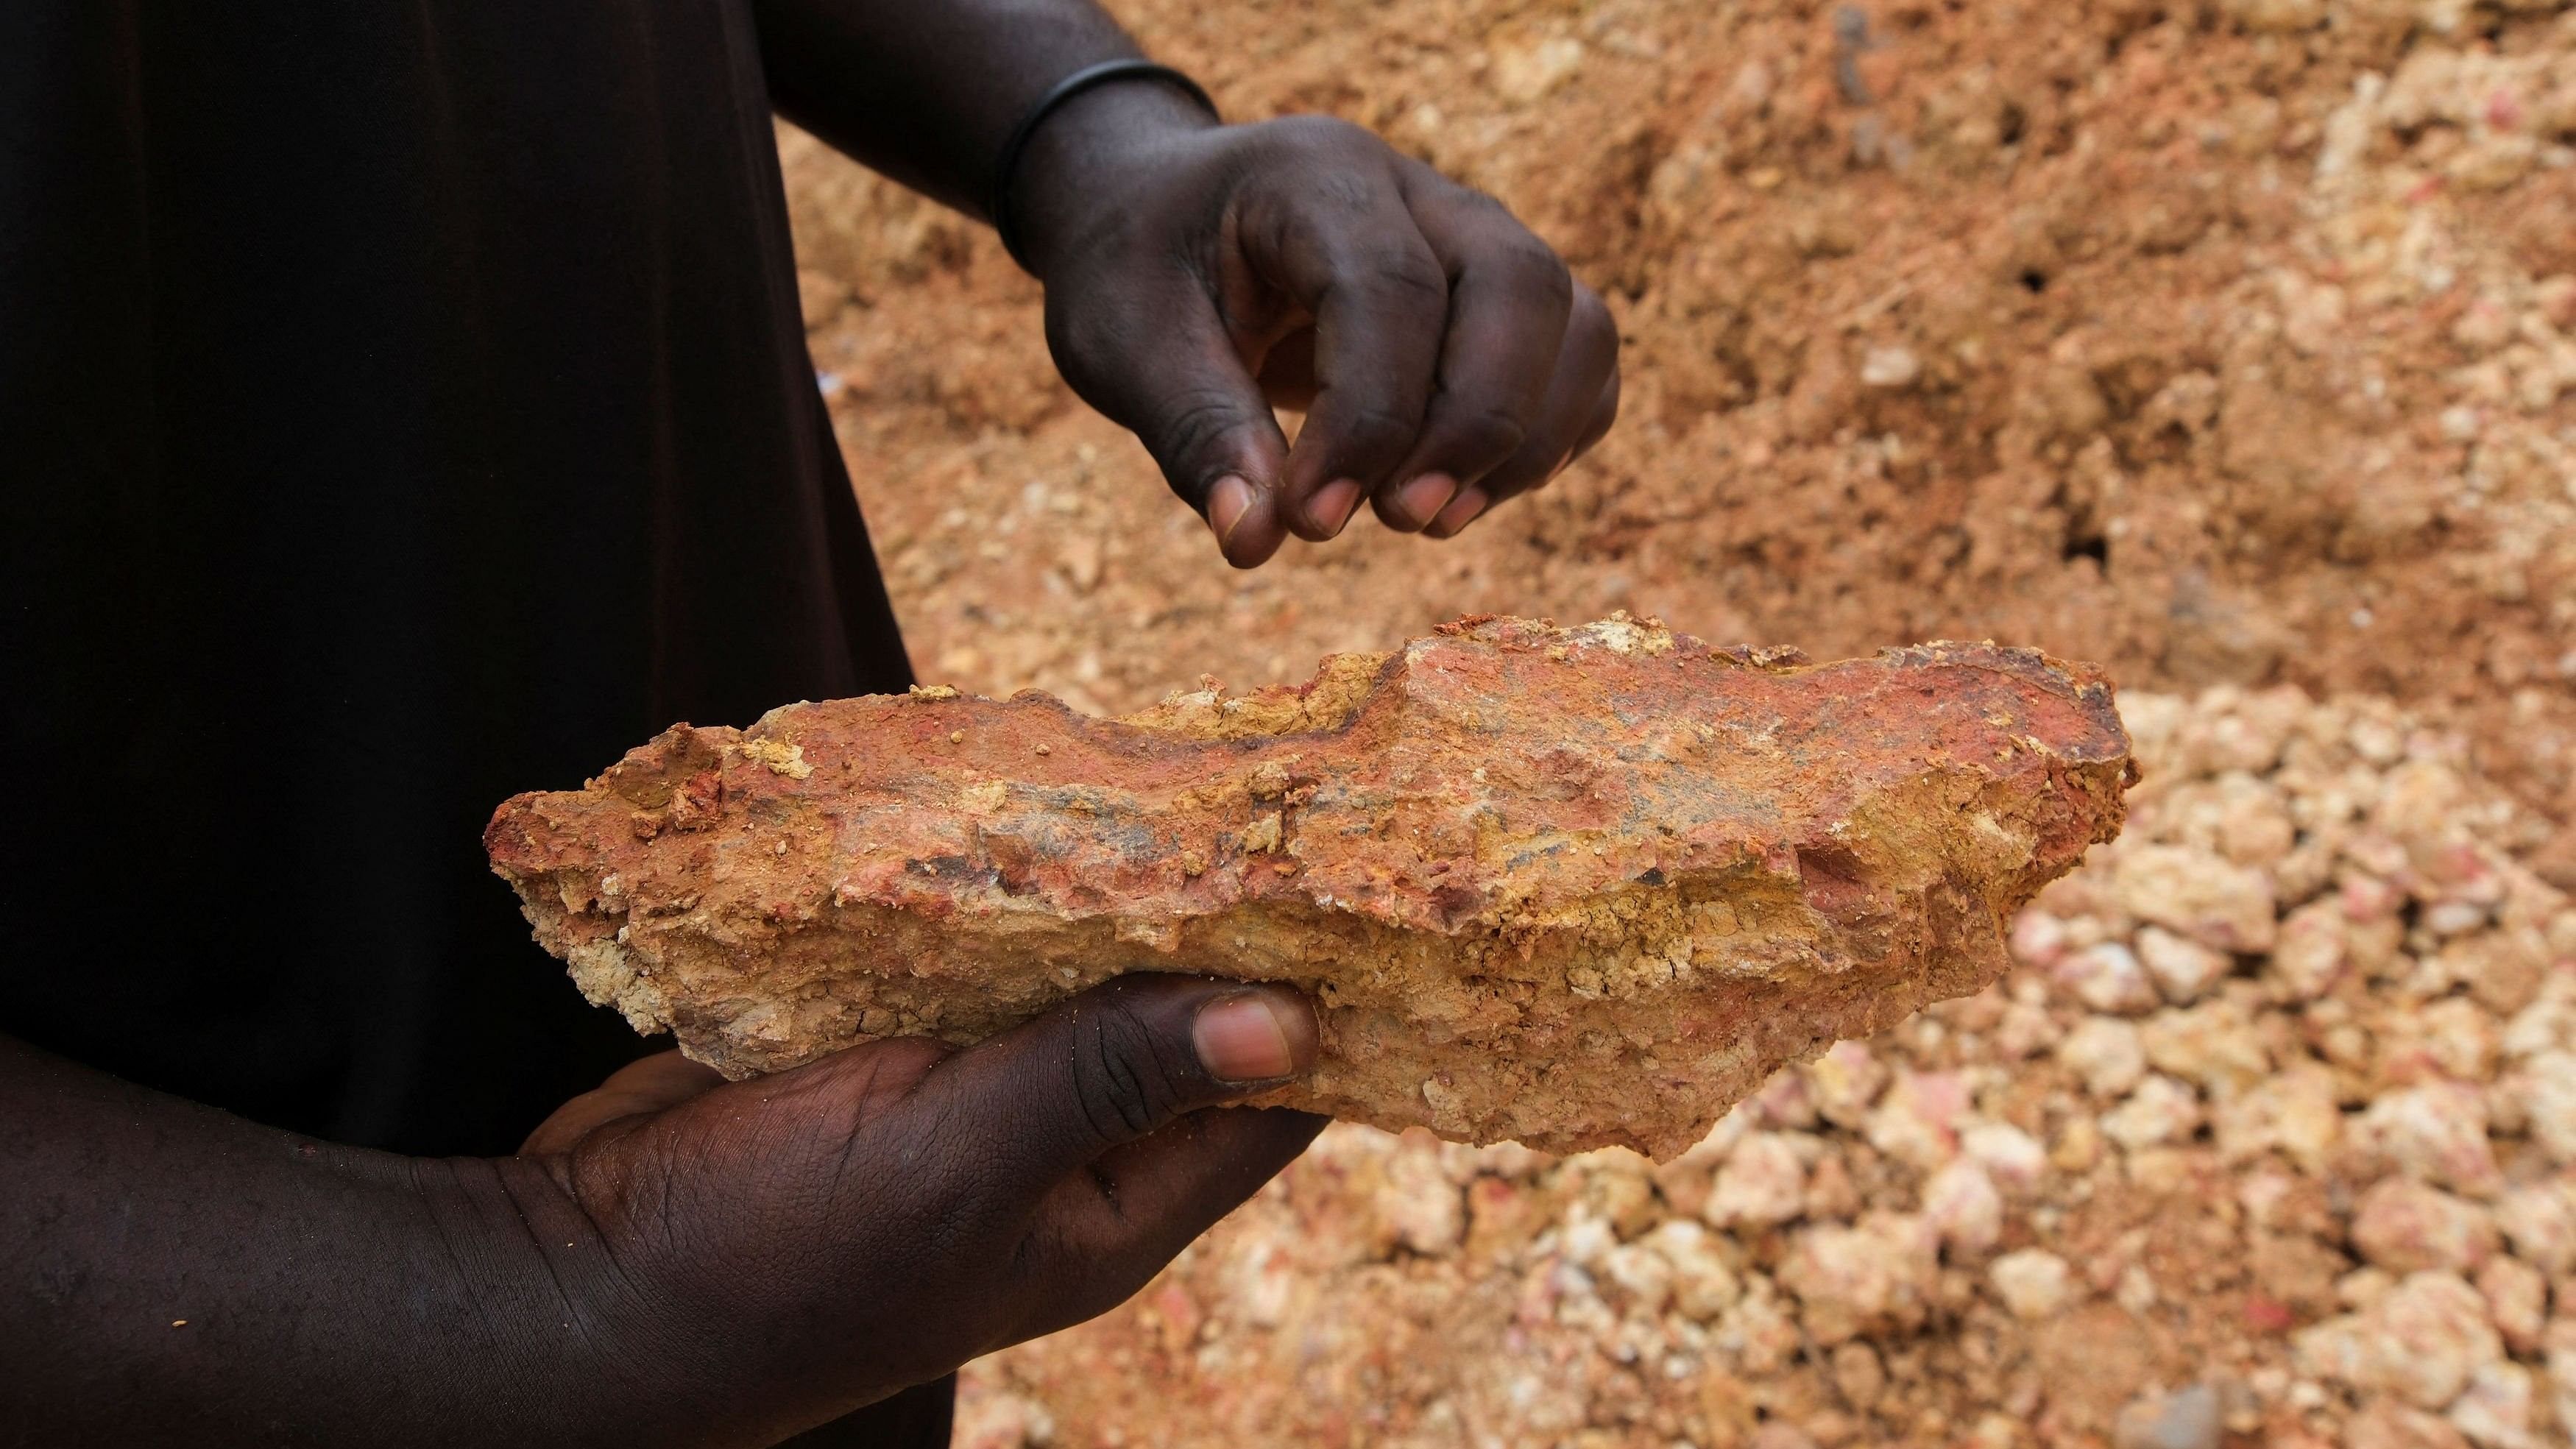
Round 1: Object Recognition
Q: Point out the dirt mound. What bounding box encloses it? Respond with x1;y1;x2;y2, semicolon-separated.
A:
785;0;2576;885
776;0;2576;1441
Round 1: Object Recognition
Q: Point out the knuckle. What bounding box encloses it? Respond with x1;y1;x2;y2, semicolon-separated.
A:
1269;113;1376;155
1427;404;1529;467
1507;244;1575;309
1365;249;1451;305
1334;403;1425;463
1147;391;1256;477
1569;286;1618;352
1460;213;1568;288
1069;1002;1189;1142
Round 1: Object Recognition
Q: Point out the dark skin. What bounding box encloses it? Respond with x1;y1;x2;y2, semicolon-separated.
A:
3;978;1319;1445
758;0;1619;562
3;0;1620;1439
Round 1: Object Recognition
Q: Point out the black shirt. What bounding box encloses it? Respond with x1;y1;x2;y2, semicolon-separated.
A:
1;2;915;1156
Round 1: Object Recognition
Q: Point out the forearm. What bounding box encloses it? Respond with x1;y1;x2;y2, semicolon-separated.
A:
749;0;1201;222
0;1037;684;1446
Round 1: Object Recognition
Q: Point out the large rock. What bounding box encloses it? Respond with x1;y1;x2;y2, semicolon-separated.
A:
486;616;2132;1158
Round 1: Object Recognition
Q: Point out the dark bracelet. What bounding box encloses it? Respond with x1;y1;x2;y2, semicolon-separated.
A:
987;59;1218;273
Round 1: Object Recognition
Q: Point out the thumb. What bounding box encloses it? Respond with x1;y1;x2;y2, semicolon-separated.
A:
1044;282;1292;567
921;974;1318;1197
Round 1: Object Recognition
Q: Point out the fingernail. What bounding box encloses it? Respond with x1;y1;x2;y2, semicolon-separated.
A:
1394;472;1460;529
1309;478;1364;538
1426;486;1488;538
1206;475;1254;548
1193;993;1297;1083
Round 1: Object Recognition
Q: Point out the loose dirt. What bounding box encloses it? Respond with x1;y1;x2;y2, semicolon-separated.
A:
778;0;2576;1442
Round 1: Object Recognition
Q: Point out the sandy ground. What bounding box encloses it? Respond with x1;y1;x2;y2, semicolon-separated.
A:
777;0;2576;1442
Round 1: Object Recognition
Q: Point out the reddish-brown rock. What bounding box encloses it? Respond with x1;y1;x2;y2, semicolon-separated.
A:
486;615;2131;1158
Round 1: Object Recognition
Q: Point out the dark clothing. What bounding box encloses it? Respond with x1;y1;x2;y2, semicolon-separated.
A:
4;3;952;1440
1;0;914;1151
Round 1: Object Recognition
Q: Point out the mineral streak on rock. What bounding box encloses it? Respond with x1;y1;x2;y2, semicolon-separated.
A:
486;615;2133;1158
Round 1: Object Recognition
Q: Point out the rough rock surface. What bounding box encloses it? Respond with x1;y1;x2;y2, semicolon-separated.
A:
488;615;2130;1158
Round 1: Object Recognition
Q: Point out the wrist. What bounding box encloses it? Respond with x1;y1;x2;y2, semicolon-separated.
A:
1005;79;1220;280
419;1154;743;1447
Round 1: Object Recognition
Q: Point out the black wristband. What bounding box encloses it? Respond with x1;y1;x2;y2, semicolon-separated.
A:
987;60;1218;273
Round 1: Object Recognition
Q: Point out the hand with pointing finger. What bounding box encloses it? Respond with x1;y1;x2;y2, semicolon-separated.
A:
1011;90;1622;567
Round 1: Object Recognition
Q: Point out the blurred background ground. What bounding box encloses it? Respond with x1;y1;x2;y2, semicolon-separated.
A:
777;1;2576;1443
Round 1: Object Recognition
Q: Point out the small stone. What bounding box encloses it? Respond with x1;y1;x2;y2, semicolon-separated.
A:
2471;1255;2546;1356
2240;1168;2336;1235
2212;1062;2343;1171
1646;1219;1741;1320
2350;1179;2499;1275
2137;925;2229;1003
1865;1071;1967;1169
2343;1401;2474;1449
1375;1136;1465;1256
2141;999;2273;1098
2446;931;2547;1017
2513;1052;2576;1165
2446;1361;2536;1449
2502;979;2576;1060
1777;1212;1938;1344
2111;1383;2223;1449
2060;1015;2148;1097
1993;998;2059;1059
1752;1067;1821;1129
2271;899;2350;1000
2101;1074;2204;1151
1830;1340;1887;1411
2056;940;2162;1015
1859;344;1922;389
2115;844;2278;953
1705;1133;1809;1226
2011;910;2070;968
1595;1239;1674;1315
1808;1041;1890;1127
2213;778;2297;867
1802;1150;1863;1221
1961;1122;2048;1193
1990;1247;2076;1320
2294;1271;2502;1411
2493;1180;2576;1275
2544;1321;2576;1443
2417;996;2502;1083
1922;1158;2004;1257
2125;1144;2195;1194
2051;1114;2104;1173
2342;1266;2399;1311
2361;1083;2502;1199
2427;901;2491;938
2226;0;2326;31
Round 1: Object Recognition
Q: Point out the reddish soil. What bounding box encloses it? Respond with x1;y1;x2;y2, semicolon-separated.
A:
776;1;2576;1442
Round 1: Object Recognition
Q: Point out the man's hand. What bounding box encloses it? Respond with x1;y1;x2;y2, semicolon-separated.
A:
1013;91;1623;567
0;976;1321;1447
515;974;1323;1438
753;1;1618;568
